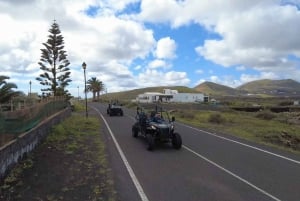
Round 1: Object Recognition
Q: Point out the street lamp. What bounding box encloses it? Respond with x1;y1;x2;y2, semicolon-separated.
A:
82;62;88;118
77;86;79;101
29;80;32;97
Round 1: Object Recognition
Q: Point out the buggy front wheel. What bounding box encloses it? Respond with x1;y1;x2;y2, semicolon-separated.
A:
172;133;182;149
132;127;138;138
146;134;155;151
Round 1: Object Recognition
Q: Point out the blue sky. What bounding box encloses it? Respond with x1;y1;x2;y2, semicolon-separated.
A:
0;0;300;98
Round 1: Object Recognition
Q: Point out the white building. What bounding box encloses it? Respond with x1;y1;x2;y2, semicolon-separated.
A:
171;93;205;103
135;89;207;103
163;89;178;95
136;92;173;103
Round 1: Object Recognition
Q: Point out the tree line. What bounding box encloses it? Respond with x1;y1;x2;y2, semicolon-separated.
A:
0;21;105;104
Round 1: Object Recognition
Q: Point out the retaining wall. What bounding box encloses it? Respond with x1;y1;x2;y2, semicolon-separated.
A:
0;107;71;180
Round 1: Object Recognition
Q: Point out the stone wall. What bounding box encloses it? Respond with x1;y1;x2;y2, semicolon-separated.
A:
0;107;71;180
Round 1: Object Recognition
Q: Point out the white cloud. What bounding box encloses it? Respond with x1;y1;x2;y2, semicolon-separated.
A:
195;2;300;74
0;0;157;94
148;59;168;69
210;75;220;83
138;0;182;26
194;79;207;86
1;0;300;96
137;0;300;81
138;69;189;87
155;37;177;59
134;65;142;70
236;66;246;71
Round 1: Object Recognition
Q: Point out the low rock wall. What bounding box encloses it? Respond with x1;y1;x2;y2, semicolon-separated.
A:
0;108;71;180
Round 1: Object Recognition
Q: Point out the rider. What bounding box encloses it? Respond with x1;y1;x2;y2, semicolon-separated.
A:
151;112;163;123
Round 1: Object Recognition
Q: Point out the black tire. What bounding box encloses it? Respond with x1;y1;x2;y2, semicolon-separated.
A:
120;111;123;116
146;134;155;151
172;133;182;149
132;127;138;138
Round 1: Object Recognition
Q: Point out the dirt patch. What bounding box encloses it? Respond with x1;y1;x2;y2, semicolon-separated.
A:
0;110;117;201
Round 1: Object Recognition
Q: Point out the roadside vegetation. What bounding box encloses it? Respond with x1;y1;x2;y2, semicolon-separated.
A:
0;102;116;201
172;108;300;154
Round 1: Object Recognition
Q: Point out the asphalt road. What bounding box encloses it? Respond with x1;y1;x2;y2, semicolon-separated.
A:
90;102;300;201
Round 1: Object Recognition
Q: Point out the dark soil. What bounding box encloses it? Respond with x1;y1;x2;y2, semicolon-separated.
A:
0;110;117;201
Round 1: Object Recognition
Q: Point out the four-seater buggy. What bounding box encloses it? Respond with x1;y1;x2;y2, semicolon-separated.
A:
132;106;182;151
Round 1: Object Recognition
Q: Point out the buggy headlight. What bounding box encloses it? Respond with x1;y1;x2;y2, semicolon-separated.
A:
151;125;157;130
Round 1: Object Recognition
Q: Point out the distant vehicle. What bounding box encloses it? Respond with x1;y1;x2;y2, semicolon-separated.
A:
132;106;182;151
107;102;123;116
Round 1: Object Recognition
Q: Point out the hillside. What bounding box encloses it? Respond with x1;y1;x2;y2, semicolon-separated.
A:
194;81;244;96
237;79;300;96
100;79;300;101
101;86;198;101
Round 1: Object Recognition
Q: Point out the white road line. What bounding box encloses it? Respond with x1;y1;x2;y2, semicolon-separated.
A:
183;145;282;201
107;110;291;201
177;122;300;165
92;107;149;201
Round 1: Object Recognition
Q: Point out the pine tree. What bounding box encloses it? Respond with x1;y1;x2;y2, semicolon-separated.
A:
36;21;71;96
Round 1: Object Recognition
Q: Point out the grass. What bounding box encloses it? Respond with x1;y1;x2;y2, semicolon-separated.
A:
0;102;117;201
44;110;116;200
173;109;300;154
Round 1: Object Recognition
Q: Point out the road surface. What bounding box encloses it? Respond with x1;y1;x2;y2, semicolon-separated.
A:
90;102;300;201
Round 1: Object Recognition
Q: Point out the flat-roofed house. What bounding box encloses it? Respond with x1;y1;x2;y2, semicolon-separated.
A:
135;89;208;103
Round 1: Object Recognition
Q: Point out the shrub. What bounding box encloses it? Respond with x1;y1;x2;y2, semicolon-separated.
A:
176;110;195;119
278;101;293;106
208;113;226;124
255;111;276;120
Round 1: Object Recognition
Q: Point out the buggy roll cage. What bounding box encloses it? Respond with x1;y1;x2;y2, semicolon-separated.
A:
136;105;175;122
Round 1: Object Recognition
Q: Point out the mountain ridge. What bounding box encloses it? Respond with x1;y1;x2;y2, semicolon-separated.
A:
101;79;300;100
194;79;300;97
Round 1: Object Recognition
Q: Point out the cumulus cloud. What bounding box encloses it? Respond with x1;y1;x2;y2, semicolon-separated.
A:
1;0;300;95
190;1;300;85
0;0;157;94
138;69;189;87
137;0;300;86
155;37;177;59
138;0;182;26
196;5;300;70
148;59;168;69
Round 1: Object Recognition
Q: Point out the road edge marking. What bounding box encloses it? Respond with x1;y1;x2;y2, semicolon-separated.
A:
183;145;282;201
92;106;149;201
177;122;300;165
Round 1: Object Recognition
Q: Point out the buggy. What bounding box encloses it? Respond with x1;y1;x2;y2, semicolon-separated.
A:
107;102;124;116
132;106;182;151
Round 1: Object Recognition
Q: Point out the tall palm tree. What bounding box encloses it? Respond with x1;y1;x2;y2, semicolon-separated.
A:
0;76;23;103
96;81;104;100
86;77;104;101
